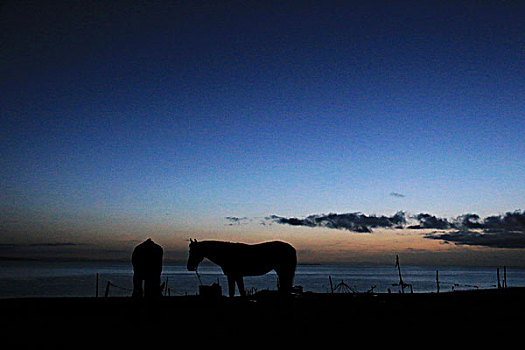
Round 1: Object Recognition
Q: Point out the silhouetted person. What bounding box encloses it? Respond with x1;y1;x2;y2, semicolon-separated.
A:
132;238;163;298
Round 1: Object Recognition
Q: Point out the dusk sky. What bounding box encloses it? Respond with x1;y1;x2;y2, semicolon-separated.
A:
1;1;524;266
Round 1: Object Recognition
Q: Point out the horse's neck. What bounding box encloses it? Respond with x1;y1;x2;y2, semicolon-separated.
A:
201;242;230;267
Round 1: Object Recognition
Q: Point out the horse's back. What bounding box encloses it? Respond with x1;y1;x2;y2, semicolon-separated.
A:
132;239;163;274
256;241;296;259
250;241;296;268
223;241;296;276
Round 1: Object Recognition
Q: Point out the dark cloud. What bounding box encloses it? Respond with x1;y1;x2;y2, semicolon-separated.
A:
266;210;525;249
27;243;83;247
268;212;407;233
454;214;484;229
0;242;83;248
483;211;525;233
0;242;88;260
225;216;249;225
425;230;525;249
390;192;406;198
407;213;452;230
425;211;525;248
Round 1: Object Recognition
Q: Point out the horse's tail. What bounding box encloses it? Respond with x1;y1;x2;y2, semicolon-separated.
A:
277;242;297;293
290;246;297;276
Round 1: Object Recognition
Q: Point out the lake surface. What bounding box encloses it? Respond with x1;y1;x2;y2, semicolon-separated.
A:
1;260;524;298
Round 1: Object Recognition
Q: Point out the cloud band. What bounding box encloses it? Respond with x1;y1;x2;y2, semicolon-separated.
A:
265;210;525;249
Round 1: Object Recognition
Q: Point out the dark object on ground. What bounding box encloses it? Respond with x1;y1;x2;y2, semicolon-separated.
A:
199;283;222;298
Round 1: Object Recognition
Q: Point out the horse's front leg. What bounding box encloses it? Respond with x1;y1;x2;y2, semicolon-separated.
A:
227;275;236;297
236;276;245;297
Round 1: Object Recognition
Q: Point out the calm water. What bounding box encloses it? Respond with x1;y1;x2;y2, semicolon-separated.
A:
1;260;524;298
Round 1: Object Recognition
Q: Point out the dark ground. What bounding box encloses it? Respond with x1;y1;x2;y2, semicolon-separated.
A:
1;288;524;347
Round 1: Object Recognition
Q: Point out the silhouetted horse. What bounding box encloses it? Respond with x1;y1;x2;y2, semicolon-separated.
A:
187;240;297;297
132;238;164;298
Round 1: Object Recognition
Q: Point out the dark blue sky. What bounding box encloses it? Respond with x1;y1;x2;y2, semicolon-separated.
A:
1;1;524;263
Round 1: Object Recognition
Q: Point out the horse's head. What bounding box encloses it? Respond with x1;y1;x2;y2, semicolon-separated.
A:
187;239;203;271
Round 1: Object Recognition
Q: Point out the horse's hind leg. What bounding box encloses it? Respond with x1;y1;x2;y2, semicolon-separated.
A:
227;275;236;297
226;274;245;297
132;274;143;298
277;269;295;293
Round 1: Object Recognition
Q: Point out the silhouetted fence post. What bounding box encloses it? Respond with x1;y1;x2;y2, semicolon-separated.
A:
96;273;99;298
436;270;440;294
329;276;334;293
105;281;111;297
504;266;507;288
396;255;403;293
497;268;501;289
392;255;413;293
